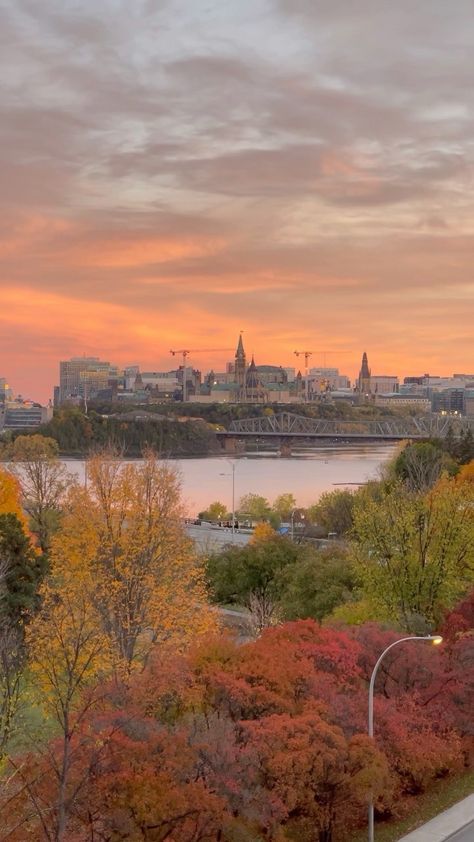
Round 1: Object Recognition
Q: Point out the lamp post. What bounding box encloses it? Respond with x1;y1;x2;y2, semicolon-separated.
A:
290;509;305;541
219;461;236;542
368;634;443;842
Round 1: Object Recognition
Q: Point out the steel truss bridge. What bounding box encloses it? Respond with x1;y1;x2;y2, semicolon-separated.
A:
219;412;474;441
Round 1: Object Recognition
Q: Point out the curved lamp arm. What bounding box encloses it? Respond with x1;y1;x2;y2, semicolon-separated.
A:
368;634;442;737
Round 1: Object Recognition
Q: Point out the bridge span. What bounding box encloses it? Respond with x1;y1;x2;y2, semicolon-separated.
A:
216;412;473;442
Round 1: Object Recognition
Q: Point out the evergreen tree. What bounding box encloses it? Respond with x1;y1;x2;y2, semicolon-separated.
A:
456;428;474;464
0;513;47;629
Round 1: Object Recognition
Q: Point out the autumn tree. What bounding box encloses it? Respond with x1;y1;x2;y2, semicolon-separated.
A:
457;460;474;485
20;582;111;841
0;469;27;527
10;434;72;554
2;618;472;841
353;478;474;631
242;711;388;842
51;450;217;668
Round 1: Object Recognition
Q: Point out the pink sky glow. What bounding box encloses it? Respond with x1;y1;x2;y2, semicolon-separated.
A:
1;1;473;401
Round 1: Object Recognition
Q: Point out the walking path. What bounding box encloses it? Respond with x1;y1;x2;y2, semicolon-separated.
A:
397;793;474;842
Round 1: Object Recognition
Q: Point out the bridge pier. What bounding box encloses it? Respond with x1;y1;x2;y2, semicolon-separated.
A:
221;436;238;453
220;436;245;453
279;438;292;457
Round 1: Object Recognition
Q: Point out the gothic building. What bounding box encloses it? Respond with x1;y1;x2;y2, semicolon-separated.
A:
244;356;268;403
358;352;371;395
234;333;246;390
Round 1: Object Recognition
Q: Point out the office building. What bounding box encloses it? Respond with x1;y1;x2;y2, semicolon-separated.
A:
59;357;122;403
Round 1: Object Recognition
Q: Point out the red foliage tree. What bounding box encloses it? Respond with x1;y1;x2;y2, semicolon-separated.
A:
1;618;472;841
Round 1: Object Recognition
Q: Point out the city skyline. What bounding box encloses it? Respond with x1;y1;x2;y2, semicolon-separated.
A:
3;343;473;407
2;1;473;401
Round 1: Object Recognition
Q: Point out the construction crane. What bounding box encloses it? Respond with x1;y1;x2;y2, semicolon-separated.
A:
311;350;352;367
170;348;233;402
294;351;313;401
294;349;353;400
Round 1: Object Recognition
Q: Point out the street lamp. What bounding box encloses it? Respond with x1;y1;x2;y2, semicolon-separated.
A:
219;460;237;542
290;509;305;541
368;634;443;842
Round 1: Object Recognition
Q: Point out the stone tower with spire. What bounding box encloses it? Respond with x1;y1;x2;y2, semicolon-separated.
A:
358;351;371;395
235;333;246;389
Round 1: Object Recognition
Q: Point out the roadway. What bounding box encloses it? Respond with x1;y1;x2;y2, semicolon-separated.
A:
397;794;474;842
444;820;474;841
185;522;251;552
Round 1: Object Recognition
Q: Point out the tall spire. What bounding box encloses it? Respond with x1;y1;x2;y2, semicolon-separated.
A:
236;332;245;358
235;332;246;389
358;351;371;395
360;352;370;379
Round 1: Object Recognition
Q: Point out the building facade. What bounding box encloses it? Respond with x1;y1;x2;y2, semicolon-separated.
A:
59;357;122;403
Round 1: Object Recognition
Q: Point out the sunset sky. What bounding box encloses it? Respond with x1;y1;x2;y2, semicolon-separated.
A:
1;0;473;401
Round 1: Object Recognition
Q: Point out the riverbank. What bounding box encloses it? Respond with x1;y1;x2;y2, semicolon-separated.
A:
1;408;222;458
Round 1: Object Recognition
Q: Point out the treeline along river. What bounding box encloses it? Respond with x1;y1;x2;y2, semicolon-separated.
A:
64;443;397;516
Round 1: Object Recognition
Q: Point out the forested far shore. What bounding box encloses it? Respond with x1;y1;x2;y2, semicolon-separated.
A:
0;407;222;457
2;403;473;459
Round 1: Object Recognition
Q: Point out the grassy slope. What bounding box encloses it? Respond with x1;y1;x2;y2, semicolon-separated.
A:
351;769;474;842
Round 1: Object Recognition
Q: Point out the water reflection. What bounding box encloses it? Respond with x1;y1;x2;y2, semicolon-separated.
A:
63;443;397;516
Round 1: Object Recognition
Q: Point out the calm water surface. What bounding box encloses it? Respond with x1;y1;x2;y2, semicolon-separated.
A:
64;444;397;516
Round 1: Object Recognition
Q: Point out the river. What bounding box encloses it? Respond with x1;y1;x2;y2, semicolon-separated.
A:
63;443;397;516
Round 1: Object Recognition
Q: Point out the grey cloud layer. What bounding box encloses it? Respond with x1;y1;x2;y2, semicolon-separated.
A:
0;0;473;361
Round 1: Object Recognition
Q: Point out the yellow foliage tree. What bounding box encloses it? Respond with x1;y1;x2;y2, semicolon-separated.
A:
51;451;218;669
457;460;474;484
0;468;28;529
24;581;111;841
249;521;276;544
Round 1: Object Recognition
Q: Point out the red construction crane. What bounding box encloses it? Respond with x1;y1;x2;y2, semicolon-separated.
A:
170;348;233;402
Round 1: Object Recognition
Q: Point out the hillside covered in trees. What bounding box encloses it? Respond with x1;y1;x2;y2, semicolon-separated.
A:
1;407;221;457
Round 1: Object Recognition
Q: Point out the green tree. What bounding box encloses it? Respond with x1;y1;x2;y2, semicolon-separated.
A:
306;489;355;536
0;513;47;629
272;493;297;521
198;500;229;522
390;441;457;492
237;493;271;522
206;534;299;630
352;478;474;631
456;428;474;465
279;546;358;623
0;514;45;756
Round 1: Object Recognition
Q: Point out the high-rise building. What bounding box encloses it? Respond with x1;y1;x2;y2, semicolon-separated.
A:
0;378;12;404
59;357;121;403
